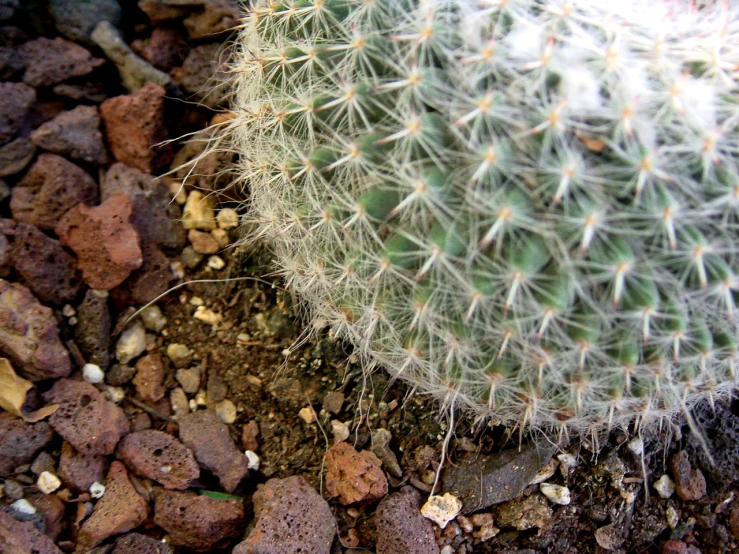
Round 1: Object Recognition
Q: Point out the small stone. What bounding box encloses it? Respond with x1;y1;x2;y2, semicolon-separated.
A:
30;452;55;475
83;363;105;384
175;367;201;394
90;481;105;499
214;399;237;424
376;487;439;554
530;458;558;485
10;498;37;515
595;523;626;551
4;479;24;499
495;494;553;531
57;441;109;493
131;27;183;72
50;0;122;43
245;450;260;471
140;305;167;332
325;442;388;505
626;438;644;456
666;506;679;529
193;306;222;326
331;420;350;443
323;391;345;414
182;190;216;230
106;364;135;386
20;36;103;87
170;388;189;416
166;343;190;367
188;229;219;254
116;321;147;364
0;509;63;554
133;353;166;402
557;453;578;476
189;296;204;307
653;474;676;499
216;208;239;229
0;137;34;177
421;493;463;529
0;82;34;145
30;105;107;164
36;472;61;494
181;245;204;269
241;420;259;452
105;385;126;404
211;228;229;248
669;451;706;501
298;406;316;424
206;373;228;403
206;255;225;270
539;483;571;505
371;428;402;478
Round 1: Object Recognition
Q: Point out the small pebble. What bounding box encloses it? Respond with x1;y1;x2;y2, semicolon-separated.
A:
440;547;454;554
557;453;578;476
181;245;204;269
217;208;239;229
214;399;237;424
116;321;147;363
540;483;571;505
626;438;644;456
193;306;222;326
140;305;167;332
37;471;62;494
211;228;229;248
10;499;36;515
194;390;208;407
62;304;76;317
182;190;216;230
666;506;679;529
245;451;260;471
104;386;126;403
176;367;201;394
167;343;190;365
421;493;462;529
189;296;204;306
653;474;675;499
531;457;558;484
170;388;189;417
82;363;105;384
89;481;106;499
207;255;225;270
4;480;24;499
298;406;316;424
331;420;350;443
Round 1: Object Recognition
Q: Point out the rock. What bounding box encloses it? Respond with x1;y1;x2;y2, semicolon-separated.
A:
241;421;259;452
106;364;136;386
113;242;174;305
0;81;34;145
43;379;130;456
177;409;249;493
30;105;108;165
539;483;571;506
170;387;189;417
0;44;24;80
183;0;239;39
57;441;109;493
36;471;62;494
420;494;462;529
171;43;226;108
133;353;166;402
181;245;204;269
0;137;35;177
56;193;143;290
137;0;192;22
131;27;184;72
140;305;166;333
49;0;122;43
595;522;626;551
30;452;56;475
176;367;200;393
442;442;555;513
661;539;702;554
92;20;171;92
213;399;236;425
233;476;335;554
74;289;112;369
52;81;107;103
375;487;439;554
10;154;98;231
115;320;146;364
0;279;71;381
669;451;706;501
166;343;191;367
10;223;82;305
371;428;402;478
100;82;172;172
182;190;216;230
0;510;63;554
325;441;388;505
495;494;553;531
77;461;149;550
117;429;199;490
188;229;219;254
28;493;66;540
112;532;172;554
153;488;245;552
20;37;103;87
323;391;344;415
0;413;54;476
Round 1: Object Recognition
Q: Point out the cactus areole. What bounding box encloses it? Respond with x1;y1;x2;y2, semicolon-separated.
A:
223;0;739;437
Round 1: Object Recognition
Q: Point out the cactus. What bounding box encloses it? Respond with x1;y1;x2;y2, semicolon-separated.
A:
220;0;739;437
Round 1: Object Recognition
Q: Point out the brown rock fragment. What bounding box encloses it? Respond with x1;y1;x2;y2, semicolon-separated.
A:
131;27;184;71
20;36;103;87
56;193;142;290
0;137;35;177
188;229;219;254
57;441;109;494
0;279;71;381
117;429;199;490
44;379;130;456
325;441;388;505
495;494;553;531
669;451;707;501
0;510;63;554
0;412;54;476
375;487;439;554
31;105;107;165
112;241;173;305
133;353;166;402
0;81;35;145
178;409;249;492
74;289;112;369
233;476;335;554
11;223;82;304
183;0;239;39
77;461;149;550
28;493;66;540
153;488;244;552
100;82;172;173
113;532;173;554
171;43;225;108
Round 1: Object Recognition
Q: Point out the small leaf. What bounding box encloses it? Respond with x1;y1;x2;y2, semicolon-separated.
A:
197;490;244;502
0;358;33;417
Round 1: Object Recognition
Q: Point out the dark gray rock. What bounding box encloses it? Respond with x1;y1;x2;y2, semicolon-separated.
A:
0;137;35;177
31;105;108;165
375;487;439;554
49;0;122;43
0;82;34;146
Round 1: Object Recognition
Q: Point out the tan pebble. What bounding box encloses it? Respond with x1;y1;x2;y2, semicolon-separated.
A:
206;255;225;270
211;228;230;248
299;406;316;424
193;306;222;326
216;208;239;229
182;190;216;230
37;471;61;494
214;399;237;424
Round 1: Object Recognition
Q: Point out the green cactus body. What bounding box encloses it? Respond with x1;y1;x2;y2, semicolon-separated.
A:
224;0;739;435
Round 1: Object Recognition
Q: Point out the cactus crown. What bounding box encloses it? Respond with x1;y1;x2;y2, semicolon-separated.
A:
223;0;739;437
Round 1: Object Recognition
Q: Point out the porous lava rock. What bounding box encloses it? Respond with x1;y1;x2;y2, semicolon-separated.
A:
0;510;63;554
0;412;54;476
375;487;439;554
132;353;166;402
0;81;34;145
117;429;199;489
20;36;103;87
57;440;110;493
73;289;112;369
324;441;388;505
30;105;107;165
112;532;173;554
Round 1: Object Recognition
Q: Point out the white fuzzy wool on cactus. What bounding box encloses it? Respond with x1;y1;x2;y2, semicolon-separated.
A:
223;0;739;436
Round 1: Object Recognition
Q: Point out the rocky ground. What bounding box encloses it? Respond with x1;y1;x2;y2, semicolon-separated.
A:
1;1;739;553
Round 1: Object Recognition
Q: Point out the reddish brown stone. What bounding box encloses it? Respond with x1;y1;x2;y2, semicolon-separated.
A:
132;27;184;71
188;229;219;254
77;461;150;550
28;493;66;540
376;487;439;554
117;429;199;490
113;532;173;554
0;81;35;145
20;36;103;87
44;379;130;456
0;510;63;554
133;353;166;402
669;451;707;502
100;82;172;173
0;279;71;381
30;105;108;165
178;409;249;493
171;43;225;108
11;222;82;304
10;153;98;231
153;488;245;552
233;476;335;554
325;441;388;505
56;193;143;290
113;242;174;306
57;441;109;494
137;0;191;22
0;412;54;476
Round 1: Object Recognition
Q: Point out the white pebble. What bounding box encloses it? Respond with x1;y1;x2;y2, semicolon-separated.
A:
140;305;167;333
167;343;190;364
540;483;571;505
245;450;260;471
440;547;454;554
653;474;675;499
421;493;463;529
195;390;208;407
104;386;126;404
331;420;350;443
89;481;106;499
217;208;239;229
82;363;104;384
37;471;61;494
626;437;644;456
666;506;679;529
207;255;225;270
62;304;76;317
115;321;146;363
557;453;578;476
182;190;216;230
11;499;37;515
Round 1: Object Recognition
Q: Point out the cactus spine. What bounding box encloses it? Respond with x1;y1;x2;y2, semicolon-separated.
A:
223;0;739;436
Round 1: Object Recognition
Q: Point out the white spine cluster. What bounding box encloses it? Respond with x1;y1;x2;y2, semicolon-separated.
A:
223;0;739;437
